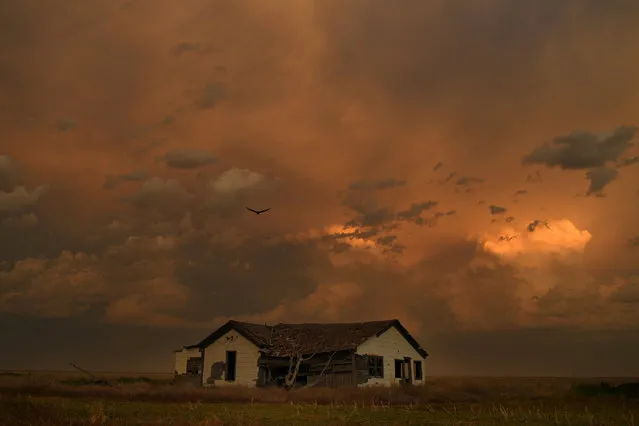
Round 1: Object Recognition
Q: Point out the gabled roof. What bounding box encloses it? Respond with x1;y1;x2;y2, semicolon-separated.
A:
195;320;273;349
193;319;428;358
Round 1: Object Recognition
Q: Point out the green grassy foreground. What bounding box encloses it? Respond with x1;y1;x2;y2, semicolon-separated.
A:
1;395;637;425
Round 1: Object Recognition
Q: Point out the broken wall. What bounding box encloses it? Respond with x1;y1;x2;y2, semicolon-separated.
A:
173;347;201;375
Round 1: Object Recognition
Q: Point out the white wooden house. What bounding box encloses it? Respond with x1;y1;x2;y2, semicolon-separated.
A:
174;319;428;388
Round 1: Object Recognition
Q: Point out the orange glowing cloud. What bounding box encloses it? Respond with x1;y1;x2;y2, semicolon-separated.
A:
482;219;592;258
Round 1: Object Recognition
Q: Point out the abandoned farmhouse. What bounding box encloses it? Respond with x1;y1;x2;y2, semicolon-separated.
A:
174;319;428;388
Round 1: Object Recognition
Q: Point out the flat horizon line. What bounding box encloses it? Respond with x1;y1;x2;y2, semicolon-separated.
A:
1;369;636;379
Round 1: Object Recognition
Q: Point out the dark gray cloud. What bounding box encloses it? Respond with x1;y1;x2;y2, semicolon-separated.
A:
432;162;445;172
196;83;226;109
125;177;192;217
173;235;324;320
339;185;444;253
523;125;637;170
103;170;148;190
376;235;397;246
329;242;351;254
396;201;439;223
343;205;395;229
513;189;528;196
522;126;636;195
160;115;176;125
339;194;448;254
415;209;457;227
456;176;485;186
489;204;507;215
161;149;217;169
343;198;441;230
56;118;78;131
440;172;456;184
526;170;542;183
617;156;639;168
170;42;214;57
585;166;618;196
455;176;484;194
527;219;550;233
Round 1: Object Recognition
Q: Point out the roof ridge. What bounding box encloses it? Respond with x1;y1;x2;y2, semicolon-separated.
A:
273;319;397;326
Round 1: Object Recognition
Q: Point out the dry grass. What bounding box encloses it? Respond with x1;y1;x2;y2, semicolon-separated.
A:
0;372;637;425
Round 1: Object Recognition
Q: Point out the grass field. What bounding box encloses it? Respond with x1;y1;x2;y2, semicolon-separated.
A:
0;371;637;425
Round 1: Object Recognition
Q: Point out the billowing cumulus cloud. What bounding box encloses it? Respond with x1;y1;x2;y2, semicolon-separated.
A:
127;177;191;212
209;168;267;195
0;185;48;212
1;0;639;375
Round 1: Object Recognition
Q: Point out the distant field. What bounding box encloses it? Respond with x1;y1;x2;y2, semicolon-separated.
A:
0;370;174;381
0;371;637;425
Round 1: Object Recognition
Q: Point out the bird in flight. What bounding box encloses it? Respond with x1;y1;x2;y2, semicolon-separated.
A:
246;207;271;215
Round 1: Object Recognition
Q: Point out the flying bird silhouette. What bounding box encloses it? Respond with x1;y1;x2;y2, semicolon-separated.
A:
246;207;271;215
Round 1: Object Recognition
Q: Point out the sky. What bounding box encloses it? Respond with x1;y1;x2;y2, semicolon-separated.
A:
1;0;639;376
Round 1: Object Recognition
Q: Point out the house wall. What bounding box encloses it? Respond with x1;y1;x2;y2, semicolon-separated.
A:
202;329;261;387
355;326;426;387
174;347;201;375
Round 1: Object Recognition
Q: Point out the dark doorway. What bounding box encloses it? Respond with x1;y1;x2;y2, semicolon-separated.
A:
225;351;237;381
414;360;423;380
394;359;404;379
403;357;412;384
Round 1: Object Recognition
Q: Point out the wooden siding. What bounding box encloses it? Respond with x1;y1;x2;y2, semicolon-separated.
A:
202;329;261;387
174;347;201;375
355;325;426;387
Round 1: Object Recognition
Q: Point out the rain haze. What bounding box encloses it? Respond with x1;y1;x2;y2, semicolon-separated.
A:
1;0;639;377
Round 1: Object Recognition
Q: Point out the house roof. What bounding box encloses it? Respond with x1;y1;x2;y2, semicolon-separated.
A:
193;319;428;358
